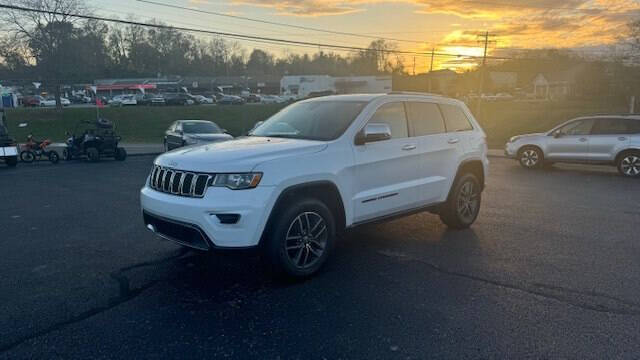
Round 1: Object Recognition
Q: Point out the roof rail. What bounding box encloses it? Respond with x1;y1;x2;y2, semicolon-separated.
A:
581;113;640;117
387;91;443;97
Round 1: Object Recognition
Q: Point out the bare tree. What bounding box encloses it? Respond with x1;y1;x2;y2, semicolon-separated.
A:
1;0;90;108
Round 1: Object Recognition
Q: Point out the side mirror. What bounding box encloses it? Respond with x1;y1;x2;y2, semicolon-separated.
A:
355;123;392;145
221;128;228;134
552;130;563;138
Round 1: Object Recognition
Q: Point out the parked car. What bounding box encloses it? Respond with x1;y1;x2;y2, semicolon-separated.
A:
141;93;489;278
40;97;70;107
260;95;282;104
217;94;245;105
192;95;215;105
0;111;18;167
164;93;195;106
109;94;137;106
163;120;232;151
22;95;42;107
505;115;640;177
150;94;166;106
245;94;262;103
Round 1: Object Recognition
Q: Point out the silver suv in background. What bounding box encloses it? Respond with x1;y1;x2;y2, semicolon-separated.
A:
505;115;640;177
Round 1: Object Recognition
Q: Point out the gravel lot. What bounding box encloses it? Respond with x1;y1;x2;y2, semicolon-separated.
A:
1;156;639;359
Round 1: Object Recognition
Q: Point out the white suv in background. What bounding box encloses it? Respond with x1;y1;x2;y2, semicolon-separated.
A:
141;93;489;277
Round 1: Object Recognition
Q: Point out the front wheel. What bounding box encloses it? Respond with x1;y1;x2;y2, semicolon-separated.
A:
518;146;543;169
439;173;482;229
20;151;35;163
617;151;640;178
114;147;127;161
265;198;335;278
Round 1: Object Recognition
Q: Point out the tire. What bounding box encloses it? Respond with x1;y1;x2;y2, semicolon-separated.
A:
617;151;640;178
5;156;17;167
265;198;335;278
518;146;543;169
48;151;59;164
115;147;127;161
86;147;100;162
439;173;482;229
20;151;35;163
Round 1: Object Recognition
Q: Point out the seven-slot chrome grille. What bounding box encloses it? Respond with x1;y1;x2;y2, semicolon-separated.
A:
149;165;212;198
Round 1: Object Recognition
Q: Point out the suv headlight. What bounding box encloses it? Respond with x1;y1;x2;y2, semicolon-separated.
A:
212;173;262;190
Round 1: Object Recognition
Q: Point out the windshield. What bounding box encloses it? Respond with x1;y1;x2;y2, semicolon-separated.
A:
182;122;221;134
251;100;366;141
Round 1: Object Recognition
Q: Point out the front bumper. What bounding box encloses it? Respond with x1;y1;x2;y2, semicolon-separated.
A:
140;184;276;249
504;142;518;159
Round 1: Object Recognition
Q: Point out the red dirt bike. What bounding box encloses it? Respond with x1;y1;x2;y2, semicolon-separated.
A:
20;135;59;164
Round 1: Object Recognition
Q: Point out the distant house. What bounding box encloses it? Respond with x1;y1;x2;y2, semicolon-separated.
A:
531;64;592;100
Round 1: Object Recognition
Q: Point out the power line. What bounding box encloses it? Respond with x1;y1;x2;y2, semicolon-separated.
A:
136;0;428;44
0;3;514;61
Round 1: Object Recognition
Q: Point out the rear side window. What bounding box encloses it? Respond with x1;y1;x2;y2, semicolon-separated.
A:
591;118;635;135
405;102;445;136
628;120;640;134
368;102;408;139
440;104;473;132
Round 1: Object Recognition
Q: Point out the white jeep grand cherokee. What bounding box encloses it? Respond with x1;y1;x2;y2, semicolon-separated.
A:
141;93;489;277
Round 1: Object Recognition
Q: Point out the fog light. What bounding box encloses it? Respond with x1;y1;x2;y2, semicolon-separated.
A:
215;214;240;224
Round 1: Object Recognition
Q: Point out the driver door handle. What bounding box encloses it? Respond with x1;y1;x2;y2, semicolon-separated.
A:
618;137;627;141
579;138;588;142
402;144;417;151
448;138;460;144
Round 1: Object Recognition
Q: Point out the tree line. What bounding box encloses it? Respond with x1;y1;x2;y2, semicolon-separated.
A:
0;0;405;86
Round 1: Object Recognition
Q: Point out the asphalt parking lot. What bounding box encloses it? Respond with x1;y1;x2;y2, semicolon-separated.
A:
1;156;639;359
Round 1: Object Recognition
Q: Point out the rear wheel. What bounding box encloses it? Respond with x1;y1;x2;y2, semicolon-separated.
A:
86;147;100;162
114;147;127;161
48;151;59;164
265;198;335;278
20;151;35;163
439;173;482;229
617;151;640;178
518;146;543;169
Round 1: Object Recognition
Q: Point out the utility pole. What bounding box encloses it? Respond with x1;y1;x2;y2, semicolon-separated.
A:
476;31;496;111
428;48;435;92
413;56;416;76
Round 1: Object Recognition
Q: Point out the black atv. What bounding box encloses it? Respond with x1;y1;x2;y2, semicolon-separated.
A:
63;118;127;162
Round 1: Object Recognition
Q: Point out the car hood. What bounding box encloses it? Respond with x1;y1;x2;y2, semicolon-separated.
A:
511;132;546;142
185;133;233;141
155;136;327;172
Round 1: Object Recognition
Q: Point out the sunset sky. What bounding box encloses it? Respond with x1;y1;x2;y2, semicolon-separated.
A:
93;0;640;72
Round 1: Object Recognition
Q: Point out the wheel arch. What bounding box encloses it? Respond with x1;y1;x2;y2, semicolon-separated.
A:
614;147;640;164
454;159;485;191
260;180;346;245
